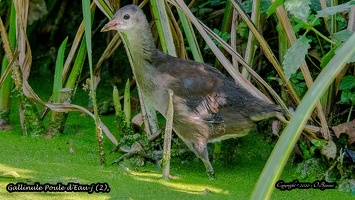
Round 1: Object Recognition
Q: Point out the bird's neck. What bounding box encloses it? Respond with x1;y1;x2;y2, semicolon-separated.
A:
122;25;160;89
124;25;158;63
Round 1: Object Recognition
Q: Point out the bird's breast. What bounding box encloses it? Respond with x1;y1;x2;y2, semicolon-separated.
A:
134;64;178;117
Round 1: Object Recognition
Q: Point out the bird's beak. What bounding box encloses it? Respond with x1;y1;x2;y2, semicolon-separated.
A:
101;19;118;32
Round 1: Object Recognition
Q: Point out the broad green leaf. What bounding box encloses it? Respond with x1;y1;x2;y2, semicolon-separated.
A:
339;89;352;104
311;139;326;148
336;14;348;30
236;23;248;38
339;76;355;90
316;1;355;18
242;0;271;13
290;72;307;97
283;35;310;81
284;0;311;21
291;16;307;34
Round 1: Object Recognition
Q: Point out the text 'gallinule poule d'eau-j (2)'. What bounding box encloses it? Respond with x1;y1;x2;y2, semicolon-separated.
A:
101;4;282;178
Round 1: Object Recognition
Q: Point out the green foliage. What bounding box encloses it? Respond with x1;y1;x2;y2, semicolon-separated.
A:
204;28;231;50
241;0;271;14
338;76;355;105
339;76;355;90
113;80;134;136
0;2;16;123
52;37;67;104
253;22;355;199
123;79;131;128
297;139;329;180
296;158;326;180
191;0;226;15
236;22;249;38
282;35;310;82
334;14;348;30
290;71;307;97
320;45;339;68
299;139;326;160
82;0;104;165
291;14;320;34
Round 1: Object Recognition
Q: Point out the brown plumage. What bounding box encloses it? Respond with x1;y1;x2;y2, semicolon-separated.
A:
101;5;281;178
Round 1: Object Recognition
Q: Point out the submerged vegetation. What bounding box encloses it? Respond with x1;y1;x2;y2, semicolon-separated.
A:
0;0;355;198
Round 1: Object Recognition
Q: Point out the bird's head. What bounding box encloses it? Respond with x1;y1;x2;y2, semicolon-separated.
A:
101;5;146;33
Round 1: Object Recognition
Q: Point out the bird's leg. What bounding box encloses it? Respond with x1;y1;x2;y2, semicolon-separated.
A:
202;156;215;179
185;140;215;179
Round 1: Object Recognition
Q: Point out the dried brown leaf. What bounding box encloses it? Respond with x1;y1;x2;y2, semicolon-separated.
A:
132;113;144;126
23;81;44;104
332;119;355;145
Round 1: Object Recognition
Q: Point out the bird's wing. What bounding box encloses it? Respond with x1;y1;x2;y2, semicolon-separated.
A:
151;52;281;123
153;54;232;123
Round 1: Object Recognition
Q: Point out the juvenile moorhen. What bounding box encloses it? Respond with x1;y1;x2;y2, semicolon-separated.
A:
101;5;281;178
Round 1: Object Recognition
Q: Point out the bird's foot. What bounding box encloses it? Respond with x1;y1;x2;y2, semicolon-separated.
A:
207;170;215;180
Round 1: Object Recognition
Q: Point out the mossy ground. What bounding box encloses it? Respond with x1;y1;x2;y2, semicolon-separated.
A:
0;81;354;199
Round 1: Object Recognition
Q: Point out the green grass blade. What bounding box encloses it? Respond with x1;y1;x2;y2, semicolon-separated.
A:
177;8;203;62
65;36;87;89
113;86;122;115
82;1;93;69
0;2;16;122
52;37;68;104
251;32;355;200
93;0;114;18
51;37;67;122
82;0;105;165
150;0;177;56
64;4;94;89
123;79;131;128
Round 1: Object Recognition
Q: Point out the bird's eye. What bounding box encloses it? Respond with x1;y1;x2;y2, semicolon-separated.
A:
123;14;130;20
